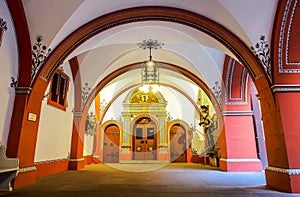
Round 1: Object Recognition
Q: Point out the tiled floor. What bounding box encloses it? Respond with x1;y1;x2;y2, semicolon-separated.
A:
0;163;299;197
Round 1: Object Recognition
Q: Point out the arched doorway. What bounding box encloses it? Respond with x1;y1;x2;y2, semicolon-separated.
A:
132;117;158;160
170;124;187;162
103;124;120;163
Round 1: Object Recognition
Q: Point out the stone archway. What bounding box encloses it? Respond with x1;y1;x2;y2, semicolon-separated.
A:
7;6;277;190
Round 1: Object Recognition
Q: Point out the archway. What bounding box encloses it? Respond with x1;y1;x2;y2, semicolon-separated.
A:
102;123;121;163
169;121;189;162
7;6;276;190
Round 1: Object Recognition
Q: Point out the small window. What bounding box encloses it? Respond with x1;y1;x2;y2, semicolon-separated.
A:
48;70;69;111
136;128;143;139
147;128;155;139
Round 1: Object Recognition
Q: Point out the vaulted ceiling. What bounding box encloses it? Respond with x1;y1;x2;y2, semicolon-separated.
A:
20;0;278;104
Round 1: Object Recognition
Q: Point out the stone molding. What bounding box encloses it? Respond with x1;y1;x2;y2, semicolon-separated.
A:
271;84;300;92
18;166;37;173
278;0;300;73
225;58;249;105
221;111;253;116
69;158;84;162
73;111;83;117
266;166;300;175
15;87;32;95
34;158;69;164
220;158;260;163
93;155;100;158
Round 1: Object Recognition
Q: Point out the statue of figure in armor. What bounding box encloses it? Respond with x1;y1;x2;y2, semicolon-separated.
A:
199;105;217;151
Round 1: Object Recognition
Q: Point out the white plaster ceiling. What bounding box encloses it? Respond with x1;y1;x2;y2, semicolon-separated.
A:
21;0;278;96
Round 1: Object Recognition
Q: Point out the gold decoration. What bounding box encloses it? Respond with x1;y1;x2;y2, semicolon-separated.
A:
136;146;142;152
129;87;166;104
148;146;153;151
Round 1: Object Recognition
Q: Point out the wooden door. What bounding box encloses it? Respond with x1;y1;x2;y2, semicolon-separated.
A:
170;125;187;162
133;120;157;160
103;125;120;163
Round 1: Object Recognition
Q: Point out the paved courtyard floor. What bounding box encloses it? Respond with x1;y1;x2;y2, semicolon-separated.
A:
0;163;299;197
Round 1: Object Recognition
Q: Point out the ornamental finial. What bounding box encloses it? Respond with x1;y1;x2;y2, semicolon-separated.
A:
137;39;164;50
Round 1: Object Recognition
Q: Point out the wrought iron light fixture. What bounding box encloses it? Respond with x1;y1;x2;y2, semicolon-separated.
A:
137;39;164;92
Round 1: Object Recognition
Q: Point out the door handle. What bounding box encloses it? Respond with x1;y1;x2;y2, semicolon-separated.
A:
145;140;147;144
141;140;144;144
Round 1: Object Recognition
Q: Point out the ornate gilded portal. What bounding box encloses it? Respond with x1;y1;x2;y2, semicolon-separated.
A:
121;86;167;161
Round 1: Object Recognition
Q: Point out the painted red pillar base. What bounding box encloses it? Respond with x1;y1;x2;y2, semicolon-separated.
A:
92;156;101;164
186;147;202;163
157;146;169;161
263;91;300;193
220;158;261;172
265;169;300;193
157;154;168;161
68;159;85;170
220;112;262;172
35;160;69;178
119;147;132;162
13;169;37;189
119;154;132;161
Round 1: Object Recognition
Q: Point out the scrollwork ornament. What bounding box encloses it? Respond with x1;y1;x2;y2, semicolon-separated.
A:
31;35;51;82
10;77;18;88
212;81;222;109
251;35;272;82
82;82;91;106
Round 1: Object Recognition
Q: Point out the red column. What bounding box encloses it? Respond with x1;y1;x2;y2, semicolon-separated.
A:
220;111;262;171
5;0;40;188
7;88;39;188
266;0;300;192
264;87;300;193
92;94;101;163
220;56;261;171
68;112;85;170
69;57;85;169
92;123;101;163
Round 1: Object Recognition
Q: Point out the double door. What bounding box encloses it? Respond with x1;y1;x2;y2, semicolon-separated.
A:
133;124;157;160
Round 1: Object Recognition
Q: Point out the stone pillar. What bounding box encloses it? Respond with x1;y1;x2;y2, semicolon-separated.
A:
93;95;101;163
157;113;168;160
220;56;261;171
266;0;300;192
120;113;131;160
7;87;38;188
264;86;300;193
92;121;101;163
68;111;85;170
220;111;262;171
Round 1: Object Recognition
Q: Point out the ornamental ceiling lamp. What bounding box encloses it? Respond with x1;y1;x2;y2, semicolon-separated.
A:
137;39;164;93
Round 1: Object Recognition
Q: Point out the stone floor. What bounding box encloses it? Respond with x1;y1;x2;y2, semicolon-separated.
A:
0;163;299;197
